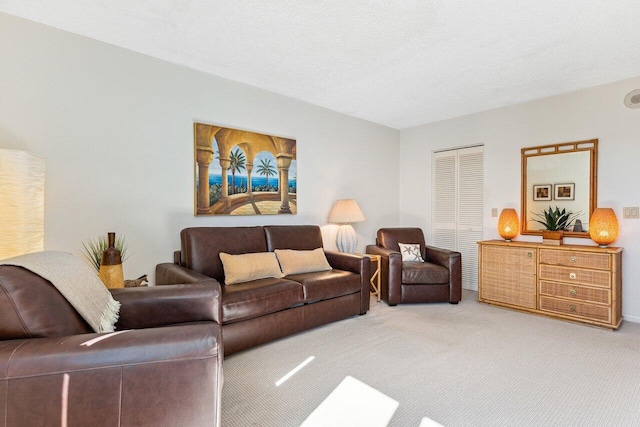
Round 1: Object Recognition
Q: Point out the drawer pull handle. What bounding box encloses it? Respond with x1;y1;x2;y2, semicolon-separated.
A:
570;305;576;312
569;289;577;296
569;272;577;280
570;256;577;263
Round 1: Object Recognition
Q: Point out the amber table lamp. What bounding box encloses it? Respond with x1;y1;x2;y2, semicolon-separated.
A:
589;208;619;247
498;208;519;242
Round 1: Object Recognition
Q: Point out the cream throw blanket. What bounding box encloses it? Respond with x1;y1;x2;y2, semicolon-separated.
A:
1;251;120;333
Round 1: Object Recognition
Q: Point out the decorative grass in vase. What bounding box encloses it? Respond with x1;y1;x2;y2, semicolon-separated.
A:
81;234;129;271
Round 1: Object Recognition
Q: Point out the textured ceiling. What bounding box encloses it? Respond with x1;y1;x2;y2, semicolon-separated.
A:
2;1;640;129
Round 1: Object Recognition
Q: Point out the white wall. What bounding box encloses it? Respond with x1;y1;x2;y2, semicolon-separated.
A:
399;75;640;322
0;13;400;281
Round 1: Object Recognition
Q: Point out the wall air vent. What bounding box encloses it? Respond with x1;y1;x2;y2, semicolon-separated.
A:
623;89;640;109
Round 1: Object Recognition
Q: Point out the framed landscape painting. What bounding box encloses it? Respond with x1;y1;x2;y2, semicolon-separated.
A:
193;123;297;216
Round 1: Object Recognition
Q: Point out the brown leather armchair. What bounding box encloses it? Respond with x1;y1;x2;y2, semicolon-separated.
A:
0;265;223;427
366;228;462;305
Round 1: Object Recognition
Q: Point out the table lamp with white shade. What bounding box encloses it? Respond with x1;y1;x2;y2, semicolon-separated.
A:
328;199;365;253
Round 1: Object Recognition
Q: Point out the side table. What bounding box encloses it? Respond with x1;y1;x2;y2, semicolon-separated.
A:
357;253;381;302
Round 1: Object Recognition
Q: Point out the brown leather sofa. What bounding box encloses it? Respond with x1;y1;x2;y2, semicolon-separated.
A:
366;227;462;305
156;225;370;355
0;265;223;427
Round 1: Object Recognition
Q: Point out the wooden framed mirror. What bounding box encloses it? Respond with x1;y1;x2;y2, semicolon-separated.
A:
521;139;597;238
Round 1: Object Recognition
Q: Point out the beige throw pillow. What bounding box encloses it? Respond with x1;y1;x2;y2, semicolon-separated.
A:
398;243;425;262
274;248;332;276
219;252;284;285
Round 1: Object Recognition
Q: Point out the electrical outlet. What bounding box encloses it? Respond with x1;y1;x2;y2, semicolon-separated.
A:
491;208;498;217
623;207;639;219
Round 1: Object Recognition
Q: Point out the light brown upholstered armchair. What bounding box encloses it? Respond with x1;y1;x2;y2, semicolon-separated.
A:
366;228;462;306
0;265;223;427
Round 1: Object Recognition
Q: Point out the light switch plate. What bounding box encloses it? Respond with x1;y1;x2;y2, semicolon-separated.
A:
491;208;498;217
623;207;639;219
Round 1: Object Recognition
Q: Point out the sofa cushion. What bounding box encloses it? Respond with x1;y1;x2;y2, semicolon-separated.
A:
274;248;332;275
264;225;324;251
222;278;304;324
286;270;361;303
180;227;267;282
402;261;449;285
219;252;284;285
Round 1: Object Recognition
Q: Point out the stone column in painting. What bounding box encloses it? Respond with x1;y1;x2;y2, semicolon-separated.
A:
219;158;230;199
246;161;254;195
196;146;214;213
277;154;293;214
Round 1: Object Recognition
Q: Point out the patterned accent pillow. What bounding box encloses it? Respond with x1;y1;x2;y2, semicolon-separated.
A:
398;243;425;262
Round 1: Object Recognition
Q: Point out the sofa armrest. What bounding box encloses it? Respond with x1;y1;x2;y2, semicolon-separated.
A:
365;245;397;259
425;245;462;302
0;324;220;378
324;251;364;274
110;281;222;329
156;262;212;285
366;245;403;305
424;245;459;268
1;324;222;427
324;251;370;314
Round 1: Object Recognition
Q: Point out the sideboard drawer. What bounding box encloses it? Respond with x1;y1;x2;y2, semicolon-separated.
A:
539;249;610;270
539;264;610;288
539;280;611;305
539;296;611;323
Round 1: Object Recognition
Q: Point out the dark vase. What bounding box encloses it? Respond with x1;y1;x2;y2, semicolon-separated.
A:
99;232;124;288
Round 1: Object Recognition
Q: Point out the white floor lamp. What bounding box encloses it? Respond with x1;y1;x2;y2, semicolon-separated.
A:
0;149;45;259
328;199;365;253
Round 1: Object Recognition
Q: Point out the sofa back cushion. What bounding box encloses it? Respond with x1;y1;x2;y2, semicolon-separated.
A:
0;265;92;340
180;227;267;282
377;228;426;252
264;225;324;251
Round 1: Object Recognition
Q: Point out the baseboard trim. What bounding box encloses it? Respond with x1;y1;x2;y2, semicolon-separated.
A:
623;314;640;324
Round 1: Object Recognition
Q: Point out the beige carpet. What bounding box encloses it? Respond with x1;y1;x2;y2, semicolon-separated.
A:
222;291;640;426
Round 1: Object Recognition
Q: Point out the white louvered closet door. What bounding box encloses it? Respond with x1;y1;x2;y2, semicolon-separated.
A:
433;146;484;291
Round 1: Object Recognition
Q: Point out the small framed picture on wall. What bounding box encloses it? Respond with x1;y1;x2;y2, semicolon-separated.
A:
554;183;575;200
533;184;552;201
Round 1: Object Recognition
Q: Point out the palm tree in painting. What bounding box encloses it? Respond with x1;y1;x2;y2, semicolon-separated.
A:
256;158;277;191
229;148;246;195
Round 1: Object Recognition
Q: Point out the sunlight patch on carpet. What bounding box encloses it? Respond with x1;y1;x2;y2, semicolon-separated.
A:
301;376;399;427
276;356;315;387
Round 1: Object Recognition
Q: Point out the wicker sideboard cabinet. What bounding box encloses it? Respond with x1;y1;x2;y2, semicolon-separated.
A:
478;240;623;329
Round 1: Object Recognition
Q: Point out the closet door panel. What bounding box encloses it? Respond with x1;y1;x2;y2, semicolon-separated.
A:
433;146;483;291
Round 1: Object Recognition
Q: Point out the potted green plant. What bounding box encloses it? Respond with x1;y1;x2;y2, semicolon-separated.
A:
530;206;581;244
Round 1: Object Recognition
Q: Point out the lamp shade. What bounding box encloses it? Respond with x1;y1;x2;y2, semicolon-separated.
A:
328;199;366;224
498;208;519;241
589;208;619;247
0;149;45;259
